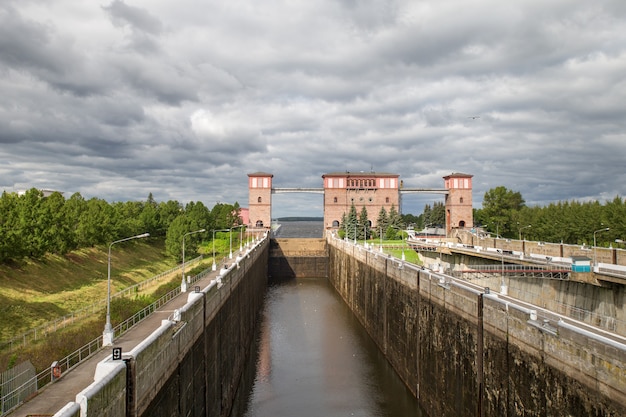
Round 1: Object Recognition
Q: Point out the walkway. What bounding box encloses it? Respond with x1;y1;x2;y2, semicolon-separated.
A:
9;248;248;417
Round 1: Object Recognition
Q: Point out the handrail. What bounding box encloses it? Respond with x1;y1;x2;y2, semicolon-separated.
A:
0;259;209;417
0;256;202;352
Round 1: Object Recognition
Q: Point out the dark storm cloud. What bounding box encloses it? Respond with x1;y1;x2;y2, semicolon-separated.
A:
1;0;625;217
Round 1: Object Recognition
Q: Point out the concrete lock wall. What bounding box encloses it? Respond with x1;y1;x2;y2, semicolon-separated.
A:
420;250;626;335
56;237;269;417
268;238;329;279
327;238;626;417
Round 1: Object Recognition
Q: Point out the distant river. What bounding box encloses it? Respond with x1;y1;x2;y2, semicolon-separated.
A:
231;221;426;417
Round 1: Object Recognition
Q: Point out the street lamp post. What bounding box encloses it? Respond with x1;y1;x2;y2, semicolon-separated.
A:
518;224;531;240
182;229;206;292
593;227;610;266
212;229;230;271
231;225;246;257
362;223;367;247
400;226;406;261
496;248;506;295
229;227;233;259
392;224;406;261
103;232;150;346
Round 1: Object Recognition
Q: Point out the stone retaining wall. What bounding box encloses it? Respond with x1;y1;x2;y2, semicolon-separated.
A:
328;238;626;417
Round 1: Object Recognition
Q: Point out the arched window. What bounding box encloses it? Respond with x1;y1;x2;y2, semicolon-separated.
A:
256;220;264;227
258;196;262;203
332;220;340;227
460;197;464;204
333;197;338;203
386;197;390;203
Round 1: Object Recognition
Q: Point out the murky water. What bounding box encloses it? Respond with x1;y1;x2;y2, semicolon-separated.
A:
231;221;426;417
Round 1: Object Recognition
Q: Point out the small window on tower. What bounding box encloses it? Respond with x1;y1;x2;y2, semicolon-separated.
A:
386;197;390;203
333;197;338;203
460;197;464;204
258;197;262;203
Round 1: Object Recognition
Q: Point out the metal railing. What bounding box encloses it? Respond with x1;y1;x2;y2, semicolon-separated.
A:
0;256;218;417
453;264;571;280
0;256;202;352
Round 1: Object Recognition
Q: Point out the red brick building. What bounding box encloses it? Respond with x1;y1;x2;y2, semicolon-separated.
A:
322;171;400;229
247;171;473;236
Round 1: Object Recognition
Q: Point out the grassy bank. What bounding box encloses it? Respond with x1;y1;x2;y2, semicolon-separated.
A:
0;239;181;372
0;236;232;373
0;239;175;340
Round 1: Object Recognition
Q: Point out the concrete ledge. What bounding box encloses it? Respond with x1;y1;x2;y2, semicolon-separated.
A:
52;402;80;417
75;359;126;417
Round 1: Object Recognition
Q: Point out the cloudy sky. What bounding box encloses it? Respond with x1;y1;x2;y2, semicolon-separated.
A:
1;0;625;217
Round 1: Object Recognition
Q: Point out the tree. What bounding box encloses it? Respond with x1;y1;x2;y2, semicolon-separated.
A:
388;204;402;229
158;200;183;231
165;216;207;261
344;204;358;241
482;186;525;237
39;192;72;255
76;198;115;246
359;206;369;240
140;193;161;237
0;191;23;261
211;203;240;229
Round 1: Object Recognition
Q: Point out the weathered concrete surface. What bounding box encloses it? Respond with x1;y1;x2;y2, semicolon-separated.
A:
39;238;269;417
138;244;268;417
420;249;626;335
328;238;626;417
268;238;328;279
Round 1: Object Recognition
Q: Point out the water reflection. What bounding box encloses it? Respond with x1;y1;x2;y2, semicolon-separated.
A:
232;221;425;417
236;279;425;417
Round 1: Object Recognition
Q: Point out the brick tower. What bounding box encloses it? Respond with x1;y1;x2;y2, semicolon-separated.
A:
443;173;473;234
248;172;273;229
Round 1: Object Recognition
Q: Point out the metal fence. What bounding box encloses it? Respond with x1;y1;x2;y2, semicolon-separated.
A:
0;361;36;414
0;256;201;352
0;261;211;417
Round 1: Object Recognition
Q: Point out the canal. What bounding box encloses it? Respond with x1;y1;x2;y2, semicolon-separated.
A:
230;221;426;417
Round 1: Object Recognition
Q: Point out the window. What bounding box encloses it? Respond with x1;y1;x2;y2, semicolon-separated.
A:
460;197;464;204
258;197;262;203
386;197;390;203
333;197;338;203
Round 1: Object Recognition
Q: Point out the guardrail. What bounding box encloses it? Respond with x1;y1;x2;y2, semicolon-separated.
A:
0;257;208;417
0;256;202;352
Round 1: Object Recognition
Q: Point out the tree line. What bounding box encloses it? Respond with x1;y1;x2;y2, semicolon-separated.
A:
0;189;242;263
474;186;625;246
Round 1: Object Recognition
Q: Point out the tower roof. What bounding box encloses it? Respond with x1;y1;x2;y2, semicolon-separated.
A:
322;171;399;178
443;172;473;179
248;172;274;177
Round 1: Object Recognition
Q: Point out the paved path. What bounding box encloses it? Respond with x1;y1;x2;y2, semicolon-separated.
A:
9;252;244;417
